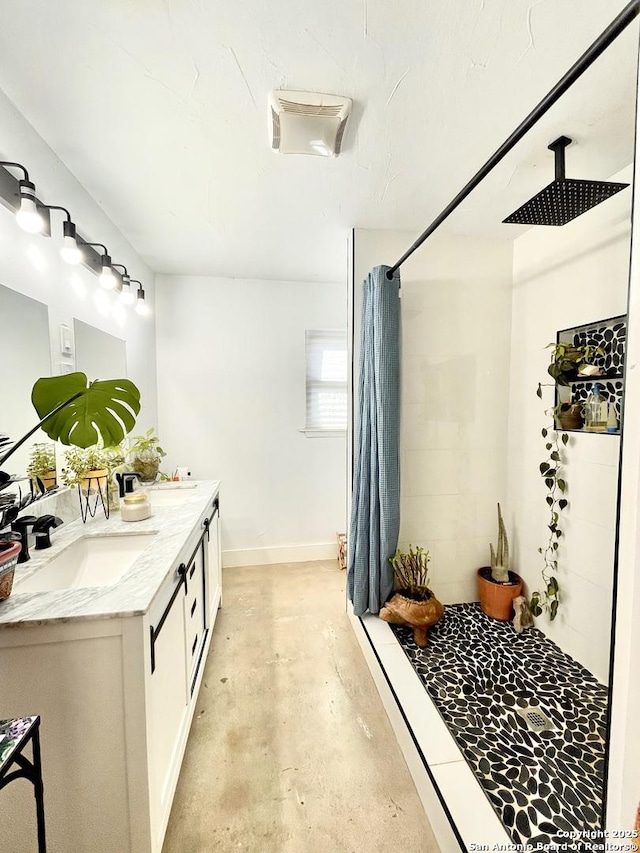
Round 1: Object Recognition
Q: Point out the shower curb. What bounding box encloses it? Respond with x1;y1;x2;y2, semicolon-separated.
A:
348;605;511;851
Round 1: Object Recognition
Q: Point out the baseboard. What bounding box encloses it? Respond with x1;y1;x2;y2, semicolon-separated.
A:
222;542;337;568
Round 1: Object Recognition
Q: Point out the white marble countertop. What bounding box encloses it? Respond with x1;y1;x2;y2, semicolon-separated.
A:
0;480;220;628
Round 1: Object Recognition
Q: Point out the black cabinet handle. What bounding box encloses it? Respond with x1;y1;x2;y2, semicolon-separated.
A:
190;599;197;618
191;634;198;656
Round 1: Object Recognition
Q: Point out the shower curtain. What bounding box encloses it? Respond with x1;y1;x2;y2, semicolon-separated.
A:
348;264;401;616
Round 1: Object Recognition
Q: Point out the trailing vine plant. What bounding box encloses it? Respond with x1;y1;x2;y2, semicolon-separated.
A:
530;389;567;620
530;341;604;620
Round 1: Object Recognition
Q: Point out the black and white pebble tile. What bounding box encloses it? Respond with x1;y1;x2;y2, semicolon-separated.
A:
390;603;607;850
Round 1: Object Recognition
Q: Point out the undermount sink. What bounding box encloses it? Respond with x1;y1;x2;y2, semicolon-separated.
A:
17;533;156;593
147;485;198;507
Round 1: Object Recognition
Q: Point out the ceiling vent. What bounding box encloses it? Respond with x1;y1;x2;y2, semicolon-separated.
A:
268;91;352;157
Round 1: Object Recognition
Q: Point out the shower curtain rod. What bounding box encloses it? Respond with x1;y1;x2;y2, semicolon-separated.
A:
386;0;640;279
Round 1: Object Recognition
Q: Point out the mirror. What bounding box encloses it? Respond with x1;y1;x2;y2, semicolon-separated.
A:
74;319;127;381
0;284;51;478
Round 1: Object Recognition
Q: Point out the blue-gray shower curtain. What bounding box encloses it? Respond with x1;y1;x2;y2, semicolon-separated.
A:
348;264;401;616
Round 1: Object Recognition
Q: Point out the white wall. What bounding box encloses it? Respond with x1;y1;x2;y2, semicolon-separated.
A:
155;274;347;566
352;229;514;604
507;165;631;683
0;85;158;443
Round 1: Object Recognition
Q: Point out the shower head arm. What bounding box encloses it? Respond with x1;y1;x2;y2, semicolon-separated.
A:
548;136;572;181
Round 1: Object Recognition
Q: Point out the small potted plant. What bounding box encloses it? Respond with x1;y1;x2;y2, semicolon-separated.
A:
379;545;444;648
26;442;57;492
127;428;166;483
554;401;584;431
546;341;604;386
61;445;112;494
477;504;523;621
0;537;22;601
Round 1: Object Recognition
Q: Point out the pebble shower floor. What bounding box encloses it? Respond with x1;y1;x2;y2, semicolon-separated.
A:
390;603;607;848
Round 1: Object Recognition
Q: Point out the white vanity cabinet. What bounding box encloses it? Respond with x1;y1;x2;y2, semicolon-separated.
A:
0;482;221;853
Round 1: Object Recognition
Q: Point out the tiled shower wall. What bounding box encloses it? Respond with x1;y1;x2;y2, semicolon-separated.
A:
507;164;632;683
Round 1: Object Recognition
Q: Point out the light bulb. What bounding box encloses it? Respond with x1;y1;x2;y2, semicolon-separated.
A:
60;234;82;265
16;181;44;233
60;220;82;264
99;254;116;289
135;287;150;316
121;278;135;305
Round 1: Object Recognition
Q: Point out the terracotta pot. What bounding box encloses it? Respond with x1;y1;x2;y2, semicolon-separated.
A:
379;589;444;648
477;567;523;621
0;541;22;602
80;468;108;494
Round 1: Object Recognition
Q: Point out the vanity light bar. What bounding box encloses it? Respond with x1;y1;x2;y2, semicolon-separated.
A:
0;159;148;316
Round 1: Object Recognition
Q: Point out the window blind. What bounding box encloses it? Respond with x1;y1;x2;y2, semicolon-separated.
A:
305;329;348;431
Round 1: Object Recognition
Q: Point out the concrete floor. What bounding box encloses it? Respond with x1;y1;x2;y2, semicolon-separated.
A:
162;560;439;853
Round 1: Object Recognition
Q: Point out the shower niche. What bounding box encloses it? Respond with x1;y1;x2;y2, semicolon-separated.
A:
555;314;627;431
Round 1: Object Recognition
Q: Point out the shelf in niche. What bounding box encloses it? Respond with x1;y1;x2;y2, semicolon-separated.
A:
568;374;623;383
555;314;627;430
557;427;620;435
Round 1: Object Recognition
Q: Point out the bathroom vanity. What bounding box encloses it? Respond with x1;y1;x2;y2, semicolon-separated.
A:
0;480;221;853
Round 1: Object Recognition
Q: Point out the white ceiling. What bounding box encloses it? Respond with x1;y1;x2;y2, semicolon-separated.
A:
0;0;636;282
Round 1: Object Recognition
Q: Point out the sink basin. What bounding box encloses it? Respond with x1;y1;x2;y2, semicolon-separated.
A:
17;533;156;593
147;485;198;507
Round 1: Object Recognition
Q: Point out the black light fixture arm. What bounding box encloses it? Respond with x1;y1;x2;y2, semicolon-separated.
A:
112;263;128;274
78;239;108;255
0;161;30;181
386;0;640;278
38;203;72;221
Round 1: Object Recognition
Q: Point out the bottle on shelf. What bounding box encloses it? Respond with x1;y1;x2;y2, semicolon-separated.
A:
584;383;608;433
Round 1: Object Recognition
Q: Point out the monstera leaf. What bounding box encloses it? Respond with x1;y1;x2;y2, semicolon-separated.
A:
31;373;141;448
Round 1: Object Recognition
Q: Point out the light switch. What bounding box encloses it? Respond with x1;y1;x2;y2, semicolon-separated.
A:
60;324;73;356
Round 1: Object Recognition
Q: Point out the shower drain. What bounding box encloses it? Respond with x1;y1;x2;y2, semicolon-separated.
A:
514;704;555;733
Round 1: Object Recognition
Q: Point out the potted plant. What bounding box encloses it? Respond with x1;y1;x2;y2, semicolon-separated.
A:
554;401;584;431
26;442;57;492
127;428;166;483
0;373;141;474
0;538;22;601
0;372;140;542
61;446;112;493
379;545;444;648
546;341;604;386
477;504;523;621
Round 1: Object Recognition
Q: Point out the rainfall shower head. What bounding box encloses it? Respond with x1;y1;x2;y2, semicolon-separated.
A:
503;136;629;226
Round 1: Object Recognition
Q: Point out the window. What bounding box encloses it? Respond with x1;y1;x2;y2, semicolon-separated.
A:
304;330;348;434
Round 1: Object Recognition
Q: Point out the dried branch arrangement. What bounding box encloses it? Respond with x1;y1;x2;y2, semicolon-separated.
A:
390;545;431;597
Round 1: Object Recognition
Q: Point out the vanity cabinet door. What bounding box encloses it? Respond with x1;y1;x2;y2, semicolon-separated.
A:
147;573;189;830
205;498;221;624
